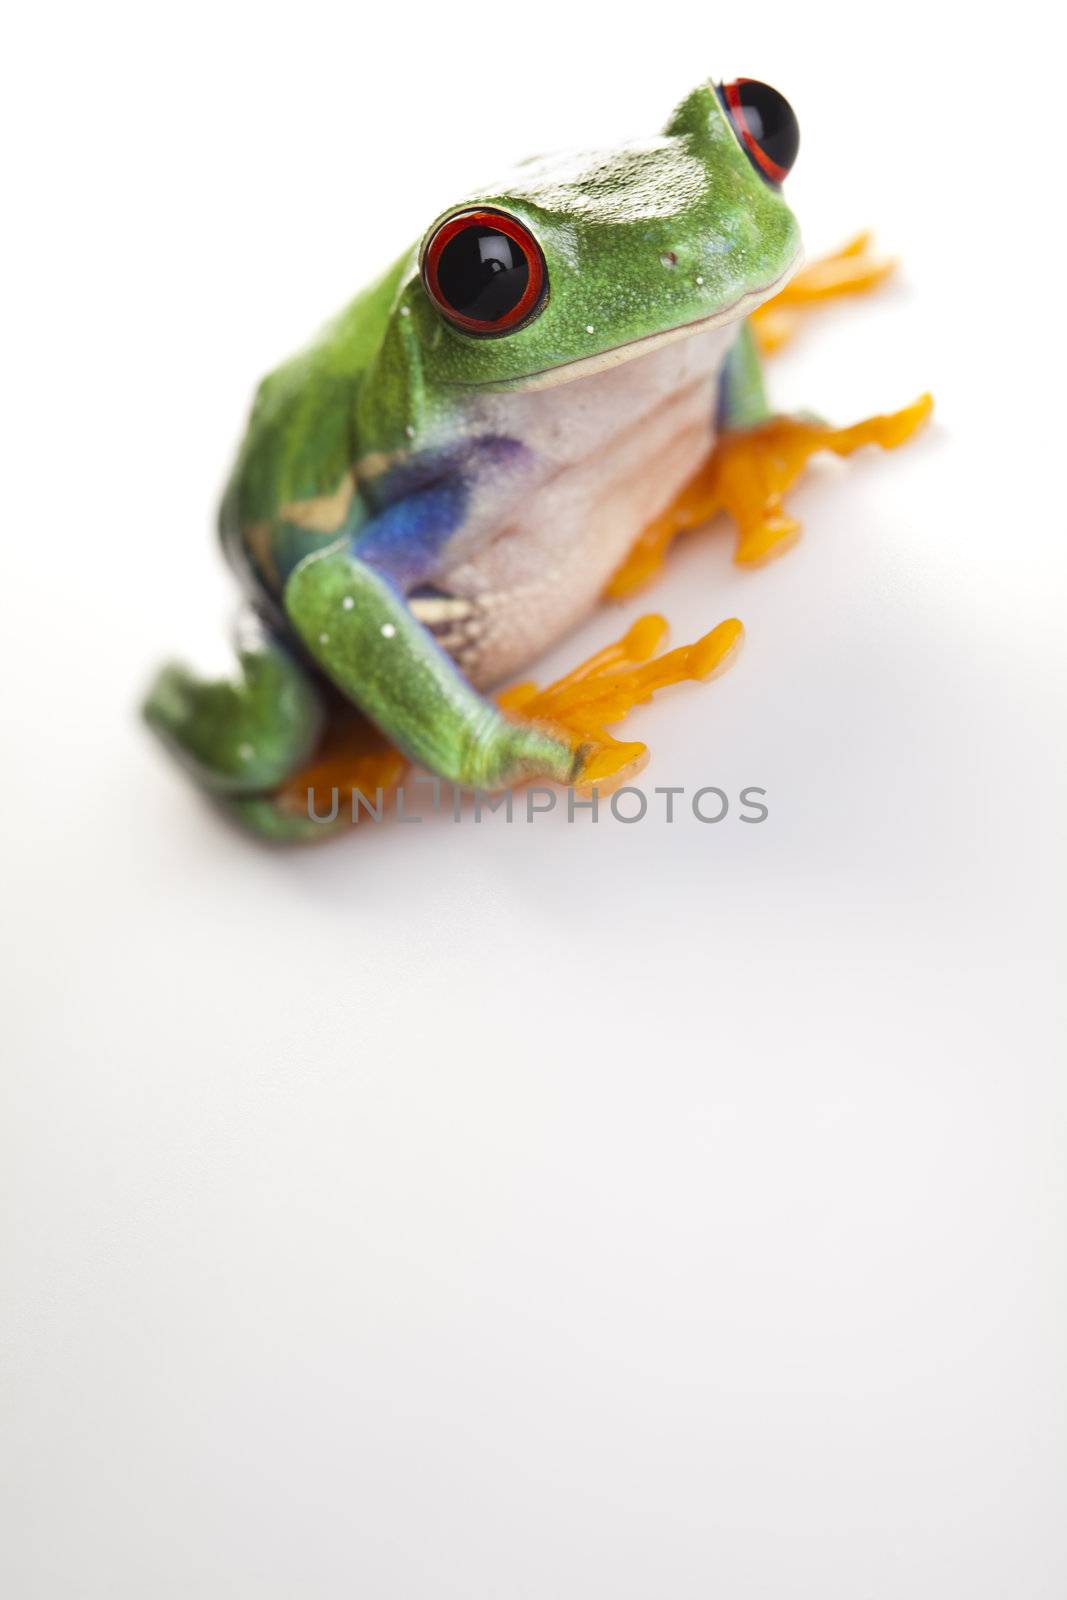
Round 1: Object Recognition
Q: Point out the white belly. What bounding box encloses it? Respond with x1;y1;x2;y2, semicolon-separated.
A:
426;322;738;687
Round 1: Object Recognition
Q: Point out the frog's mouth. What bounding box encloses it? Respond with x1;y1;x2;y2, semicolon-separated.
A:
465;252;802;394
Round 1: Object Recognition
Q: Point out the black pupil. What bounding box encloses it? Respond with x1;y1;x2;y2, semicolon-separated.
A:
737;81;799;176
436;225;529;323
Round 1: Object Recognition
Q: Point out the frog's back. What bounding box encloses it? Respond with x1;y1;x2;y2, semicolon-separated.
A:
219;258;405;607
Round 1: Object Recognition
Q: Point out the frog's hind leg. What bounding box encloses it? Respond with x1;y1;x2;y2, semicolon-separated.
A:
142;615;341;841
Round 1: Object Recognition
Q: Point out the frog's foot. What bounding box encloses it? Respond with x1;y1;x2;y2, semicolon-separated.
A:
710;397;934;568
750;231;897;355
498;612;744;791
607;392;933;594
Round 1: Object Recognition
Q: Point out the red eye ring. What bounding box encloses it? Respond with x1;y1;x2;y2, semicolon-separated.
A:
722;79;796;186
422;208;547;336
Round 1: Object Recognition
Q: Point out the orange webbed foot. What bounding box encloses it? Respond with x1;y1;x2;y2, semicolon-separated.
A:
713;394;934;568
499;613;744;790
607;392;933;594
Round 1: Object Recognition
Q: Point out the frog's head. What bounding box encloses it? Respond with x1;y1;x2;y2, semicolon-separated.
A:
402;79;802;393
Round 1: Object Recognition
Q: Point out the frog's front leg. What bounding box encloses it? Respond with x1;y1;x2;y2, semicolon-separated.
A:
284;543;578;792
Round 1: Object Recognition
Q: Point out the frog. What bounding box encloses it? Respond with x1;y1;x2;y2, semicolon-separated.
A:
143;77;930;840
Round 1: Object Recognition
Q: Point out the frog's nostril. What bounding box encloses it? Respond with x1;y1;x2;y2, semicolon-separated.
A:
660;250;678;268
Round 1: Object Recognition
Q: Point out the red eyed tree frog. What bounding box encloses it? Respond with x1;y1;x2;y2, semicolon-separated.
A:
144;78;930;839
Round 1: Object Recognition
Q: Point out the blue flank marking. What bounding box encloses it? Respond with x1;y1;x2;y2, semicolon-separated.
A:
351;478;468;589
352;434;528;590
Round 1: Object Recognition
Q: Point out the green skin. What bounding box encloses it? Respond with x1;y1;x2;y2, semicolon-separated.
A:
144;82;800;838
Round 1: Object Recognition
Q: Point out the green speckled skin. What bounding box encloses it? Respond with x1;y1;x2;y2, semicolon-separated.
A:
146;82;801;838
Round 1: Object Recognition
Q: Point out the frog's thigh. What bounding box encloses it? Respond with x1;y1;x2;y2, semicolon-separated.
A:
284;546;573;790
143;619;324;795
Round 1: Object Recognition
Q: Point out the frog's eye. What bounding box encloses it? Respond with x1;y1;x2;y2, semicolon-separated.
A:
422;209;547;336
719;79;800;185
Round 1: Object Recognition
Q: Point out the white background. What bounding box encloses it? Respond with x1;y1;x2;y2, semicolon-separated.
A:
2;3;1064;1595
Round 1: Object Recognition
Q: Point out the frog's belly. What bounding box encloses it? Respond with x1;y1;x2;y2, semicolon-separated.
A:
427;323;735;688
